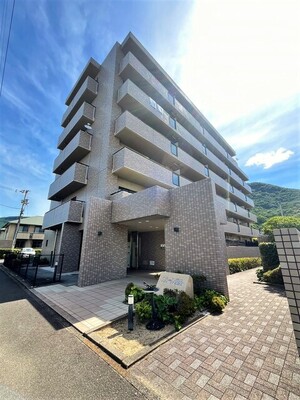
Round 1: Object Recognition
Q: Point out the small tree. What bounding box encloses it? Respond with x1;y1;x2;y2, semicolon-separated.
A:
262;216;300;239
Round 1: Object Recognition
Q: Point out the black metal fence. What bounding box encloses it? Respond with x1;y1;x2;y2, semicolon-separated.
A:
3;253;64;287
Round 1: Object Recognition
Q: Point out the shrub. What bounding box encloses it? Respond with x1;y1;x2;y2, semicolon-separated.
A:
263;266;284;284
124;283;144;303
176;291;196;322
210;296;226;313
155;293;178;324
259;242;279;271
0;249;19;259
194;295;206;311
228;257;261;274
135;300;152;322
256;268;264;281
203;290;228;313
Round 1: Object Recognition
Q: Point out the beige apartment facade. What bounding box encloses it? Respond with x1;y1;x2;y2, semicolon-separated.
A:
43;33;258;296
0;216;44;249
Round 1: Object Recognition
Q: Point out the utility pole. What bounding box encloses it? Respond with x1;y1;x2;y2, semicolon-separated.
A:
11;190;29;250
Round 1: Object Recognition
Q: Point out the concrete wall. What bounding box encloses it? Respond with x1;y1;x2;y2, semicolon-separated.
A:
227;246;260;259
274;228;300;356
140;231;165;270
78;197;128;286
165;179;229;297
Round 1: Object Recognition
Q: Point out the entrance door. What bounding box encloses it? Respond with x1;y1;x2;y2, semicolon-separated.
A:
127;231;140;269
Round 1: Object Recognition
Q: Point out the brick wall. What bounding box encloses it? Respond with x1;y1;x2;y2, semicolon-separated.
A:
140;231;165;270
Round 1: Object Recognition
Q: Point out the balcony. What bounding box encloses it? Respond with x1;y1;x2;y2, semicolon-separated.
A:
43;200;84;229
119;54;248;181
115;111;207;182
65;58;100;106
57;102;95;150
62;76;98;128
112;185;170;223
53;130;92;174
48;163;88;201
217;196;257;223
224;221;259;238
112;147;191;189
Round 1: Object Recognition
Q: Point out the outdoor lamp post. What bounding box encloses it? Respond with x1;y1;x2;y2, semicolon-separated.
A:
128;294;134;331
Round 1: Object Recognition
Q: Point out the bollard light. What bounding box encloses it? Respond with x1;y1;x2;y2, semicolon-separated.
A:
128;294;134;331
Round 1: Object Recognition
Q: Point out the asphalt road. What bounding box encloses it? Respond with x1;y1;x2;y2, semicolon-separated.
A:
0;268;145;400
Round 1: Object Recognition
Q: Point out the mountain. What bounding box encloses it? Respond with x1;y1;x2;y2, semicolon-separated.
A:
250;182;300;226
0;216;19;229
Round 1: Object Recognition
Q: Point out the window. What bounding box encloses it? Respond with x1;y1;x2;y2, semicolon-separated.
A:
171;142;178;156
34;226;43;233
230;185;234;193
202;143;207;155
172;173;179;186
149;97;156;109
205;165;209;177
169;116;176;130
19;225;28;232
168;92;175;105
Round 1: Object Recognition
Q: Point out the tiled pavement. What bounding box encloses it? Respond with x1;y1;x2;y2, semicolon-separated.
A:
128;269;300;400
32;272;158;333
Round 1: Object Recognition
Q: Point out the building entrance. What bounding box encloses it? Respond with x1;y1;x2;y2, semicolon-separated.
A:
127;231;140;269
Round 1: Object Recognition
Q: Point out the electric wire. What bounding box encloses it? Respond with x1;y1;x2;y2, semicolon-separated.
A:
0;0;15;96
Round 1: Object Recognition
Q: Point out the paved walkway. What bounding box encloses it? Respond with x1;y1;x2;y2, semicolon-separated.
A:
128;269;300;400
32;271;158;333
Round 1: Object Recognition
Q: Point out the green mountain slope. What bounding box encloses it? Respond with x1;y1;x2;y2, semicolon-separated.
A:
0;216;19;229
250;182;300;226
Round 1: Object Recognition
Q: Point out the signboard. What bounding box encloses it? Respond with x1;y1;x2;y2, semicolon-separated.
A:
156;271;194;298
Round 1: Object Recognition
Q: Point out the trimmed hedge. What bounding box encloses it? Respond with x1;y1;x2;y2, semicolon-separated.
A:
262;266;283;284
259;242;279;271
0;248;19;259
228;257;261;274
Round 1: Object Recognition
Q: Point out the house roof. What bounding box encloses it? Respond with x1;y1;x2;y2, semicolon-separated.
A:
4;216;43;227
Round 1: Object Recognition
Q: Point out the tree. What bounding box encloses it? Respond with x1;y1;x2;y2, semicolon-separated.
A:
262;216;300;236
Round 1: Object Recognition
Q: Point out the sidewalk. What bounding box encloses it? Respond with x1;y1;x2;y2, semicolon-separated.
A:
128;269;300;400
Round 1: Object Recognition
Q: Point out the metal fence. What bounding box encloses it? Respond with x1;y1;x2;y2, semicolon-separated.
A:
3;253;64;287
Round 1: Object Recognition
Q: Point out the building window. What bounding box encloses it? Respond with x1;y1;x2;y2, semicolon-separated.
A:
149;97;156;109
205;165;209;177
169;116;176;130
172;173;179;186
230;185;234;193
19;225;28;232
171;142;178;156
34;226;43;233
202;143;207;155
168;92;175;105
46;240;48;247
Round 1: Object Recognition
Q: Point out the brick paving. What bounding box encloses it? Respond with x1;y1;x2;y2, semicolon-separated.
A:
129;269;300;399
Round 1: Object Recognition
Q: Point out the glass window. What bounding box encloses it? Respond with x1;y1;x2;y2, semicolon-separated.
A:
34;226;43;233
168;92;175;105
149;97;156;109
205;166;209;177
169;116;176;130
19;225;28;232
171;142;178;156
202;143;207;155
172;173;179;186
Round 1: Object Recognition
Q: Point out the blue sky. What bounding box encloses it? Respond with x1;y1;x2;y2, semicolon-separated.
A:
0;0;299;217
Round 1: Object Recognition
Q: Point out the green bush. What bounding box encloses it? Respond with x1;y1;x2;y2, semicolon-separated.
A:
155;293;178;324
256;268;264;281
135;300;152;322
203;290;228;313
263;266;284;284
210;296;226;313
194;295;206;311
259;242;280;271
0;249;19;259
228;257;261;274
124;283;145;303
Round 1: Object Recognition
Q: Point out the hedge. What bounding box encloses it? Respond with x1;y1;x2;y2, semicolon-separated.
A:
228;257;261;275
0;248;42;259
262;266;283;284
259;242;279;271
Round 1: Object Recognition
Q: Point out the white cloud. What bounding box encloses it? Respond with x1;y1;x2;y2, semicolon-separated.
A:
245;148;294;169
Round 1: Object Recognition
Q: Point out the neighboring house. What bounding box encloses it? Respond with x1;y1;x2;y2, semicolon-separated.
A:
43;32;258;295
0;216;44;249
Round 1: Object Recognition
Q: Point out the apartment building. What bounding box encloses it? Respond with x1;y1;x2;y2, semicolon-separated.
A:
43;33;258;296
0;216;44;248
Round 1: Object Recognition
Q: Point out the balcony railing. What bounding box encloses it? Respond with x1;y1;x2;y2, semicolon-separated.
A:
48;163;88;201
224;221;259;237
43;200;84;229
57;102;95;150
112;147;191;189
53;130;92;174
62;76;98;128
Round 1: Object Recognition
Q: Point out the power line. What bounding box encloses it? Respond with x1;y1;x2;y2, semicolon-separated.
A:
0;203;19;210
0;0;15;96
